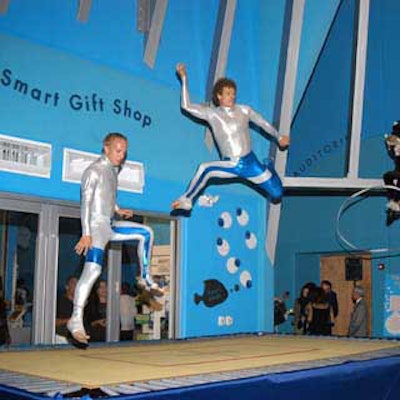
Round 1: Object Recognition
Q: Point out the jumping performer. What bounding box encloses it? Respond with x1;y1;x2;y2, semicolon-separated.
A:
67;132;154;346
384;121;400;226
172;63;290;212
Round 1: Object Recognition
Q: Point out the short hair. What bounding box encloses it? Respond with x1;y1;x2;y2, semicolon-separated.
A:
65;275;77;285
392;121;400;136
103;132;127;147
321;280;332;288
354;285;365;297
212;78;237;106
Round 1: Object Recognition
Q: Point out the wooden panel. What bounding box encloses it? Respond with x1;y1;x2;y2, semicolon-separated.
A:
0;0;10;15
320;254;371;336
77;0;92;23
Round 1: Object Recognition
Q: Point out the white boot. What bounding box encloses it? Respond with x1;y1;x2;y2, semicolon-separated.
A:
387;200;400;212
137;277;159;292
67;314;89;344
68;262;101;346
172;196;192;211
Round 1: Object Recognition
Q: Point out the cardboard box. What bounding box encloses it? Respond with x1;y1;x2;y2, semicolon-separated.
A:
152;245;170;256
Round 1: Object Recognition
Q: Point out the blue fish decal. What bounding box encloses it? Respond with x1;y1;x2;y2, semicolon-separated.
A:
194;279;228;307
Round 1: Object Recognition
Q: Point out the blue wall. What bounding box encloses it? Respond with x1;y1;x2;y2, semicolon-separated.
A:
180;186;272;336
287;0;355;178
360;0;400;177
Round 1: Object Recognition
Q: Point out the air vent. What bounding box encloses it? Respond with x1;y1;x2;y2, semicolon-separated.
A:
63;148;144;193
0;133;52;178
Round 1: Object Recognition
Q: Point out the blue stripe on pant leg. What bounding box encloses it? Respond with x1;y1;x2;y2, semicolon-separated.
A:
183;151;283;202
86;247;104;265
185;163;238;199
258;173;283;202
112;226;152;280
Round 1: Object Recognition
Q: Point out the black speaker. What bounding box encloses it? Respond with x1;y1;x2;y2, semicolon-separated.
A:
345;257;363;281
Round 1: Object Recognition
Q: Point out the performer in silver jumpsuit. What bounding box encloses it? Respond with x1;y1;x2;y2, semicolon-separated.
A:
384;120;400;225
68;132;154;345
172;63;290;212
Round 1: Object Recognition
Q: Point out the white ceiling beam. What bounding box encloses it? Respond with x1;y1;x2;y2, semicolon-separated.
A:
283;176;382;190
143;0;168;68
347;0;370;178
77;0;92;23
204;0;237;150
266;0;305;264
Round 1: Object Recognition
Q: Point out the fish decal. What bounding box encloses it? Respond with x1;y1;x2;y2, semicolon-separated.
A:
194;279;228;307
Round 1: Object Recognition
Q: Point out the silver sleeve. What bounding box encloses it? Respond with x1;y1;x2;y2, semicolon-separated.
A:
181;76;209;121
80;168;98;236
246;106;280;141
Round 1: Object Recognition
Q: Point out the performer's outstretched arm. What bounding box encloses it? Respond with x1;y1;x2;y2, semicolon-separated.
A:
246;106;290;148
115;207;134;219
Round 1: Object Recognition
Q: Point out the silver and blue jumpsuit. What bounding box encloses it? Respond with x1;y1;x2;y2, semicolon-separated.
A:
176;75;283;209
69;155;153;335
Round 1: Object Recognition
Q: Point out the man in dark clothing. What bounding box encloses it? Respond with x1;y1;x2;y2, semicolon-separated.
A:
0;296;11;346
321;280;338;334
383;121;400;225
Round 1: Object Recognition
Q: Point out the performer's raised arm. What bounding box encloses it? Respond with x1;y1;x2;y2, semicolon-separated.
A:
177;63;209;121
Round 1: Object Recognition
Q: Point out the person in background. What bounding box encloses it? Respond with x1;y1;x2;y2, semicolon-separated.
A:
86;279;107;342
303;282;317;301
274;291;291;331
15;278;29;308
383;120;400;225
293;285;311;335
56;276;79;339
120;282;137;341
348;285;368;338
274;297;287;329
0;296;11;347
307;287;334;336
321;280;338;335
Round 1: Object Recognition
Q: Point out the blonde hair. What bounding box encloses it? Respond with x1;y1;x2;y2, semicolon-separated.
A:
103;132;127;147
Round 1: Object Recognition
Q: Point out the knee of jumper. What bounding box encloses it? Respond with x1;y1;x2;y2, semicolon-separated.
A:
86;247;104;265
269;187;283;203
266;177;283;203
196;163;207;174
383;172;390;181
142;227;153;243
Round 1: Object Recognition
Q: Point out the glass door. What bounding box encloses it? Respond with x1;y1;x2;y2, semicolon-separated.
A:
1;210;39;345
